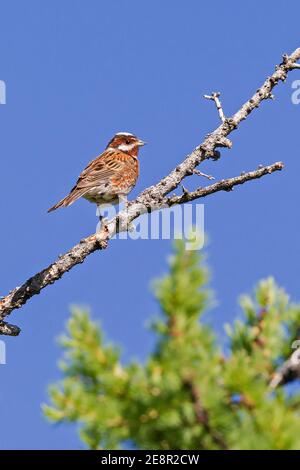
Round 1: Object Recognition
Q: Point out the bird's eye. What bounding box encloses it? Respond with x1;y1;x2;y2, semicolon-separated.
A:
126;140;131;145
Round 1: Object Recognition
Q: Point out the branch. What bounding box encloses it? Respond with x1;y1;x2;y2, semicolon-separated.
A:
270;347;300;389
0;234;109;335
1;48;299;335
165;162;283;206
0;163;283;335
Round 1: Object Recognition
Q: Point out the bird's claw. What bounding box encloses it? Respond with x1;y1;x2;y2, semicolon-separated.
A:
96;217;109;232
128;222;136;232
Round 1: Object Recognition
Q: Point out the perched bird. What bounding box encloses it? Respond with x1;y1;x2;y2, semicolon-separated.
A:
48;132;146;219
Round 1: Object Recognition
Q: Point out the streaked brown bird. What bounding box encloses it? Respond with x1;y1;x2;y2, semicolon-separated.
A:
48;132;146;219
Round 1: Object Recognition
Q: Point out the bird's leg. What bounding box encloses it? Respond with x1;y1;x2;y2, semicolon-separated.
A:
96;205;102;223
119;194;129;211
96;205;108;231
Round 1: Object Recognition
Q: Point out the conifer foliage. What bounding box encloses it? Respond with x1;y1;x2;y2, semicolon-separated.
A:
43;241;300;449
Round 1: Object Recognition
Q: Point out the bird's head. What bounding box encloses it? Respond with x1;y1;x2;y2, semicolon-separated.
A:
107;132;146;157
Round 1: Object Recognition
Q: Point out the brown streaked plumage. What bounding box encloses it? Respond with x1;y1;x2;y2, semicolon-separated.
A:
48;132;146;214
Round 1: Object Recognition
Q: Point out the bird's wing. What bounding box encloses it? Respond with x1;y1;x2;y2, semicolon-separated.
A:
74;148;134;190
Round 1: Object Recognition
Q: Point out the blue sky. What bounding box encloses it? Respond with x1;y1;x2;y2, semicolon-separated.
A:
1;0;300;449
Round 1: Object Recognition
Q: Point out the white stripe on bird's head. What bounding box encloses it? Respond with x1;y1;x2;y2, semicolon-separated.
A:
115;132;135;137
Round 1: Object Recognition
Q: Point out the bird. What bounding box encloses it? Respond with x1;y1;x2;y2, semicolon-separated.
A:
47;132;146;220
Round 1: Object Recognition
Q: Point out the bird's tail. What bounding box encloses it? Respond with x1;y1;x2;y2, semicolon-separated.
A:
47;188;86;213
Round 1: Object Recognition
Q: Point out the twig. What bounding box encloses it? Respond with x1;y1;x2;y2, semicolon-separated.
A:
193;169;215;180
0;48;299;335
204;92;226;123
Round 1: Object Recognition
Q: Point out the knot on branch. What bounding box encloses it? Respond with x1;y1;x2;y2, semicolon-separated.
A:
211;150;221;160
215;137;233;149
0;321;21;336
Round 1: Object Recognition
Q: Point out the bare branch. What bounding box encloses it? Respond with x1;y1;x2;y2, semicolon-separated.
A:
134;48;300;207
0;48;299;336
165;162;284;206
270;347;300;389
0;234;109;332
204;91;226;123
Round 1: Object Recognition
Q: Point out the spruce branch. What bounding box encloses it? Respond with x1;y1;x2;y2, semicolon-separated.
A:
1;48;300;335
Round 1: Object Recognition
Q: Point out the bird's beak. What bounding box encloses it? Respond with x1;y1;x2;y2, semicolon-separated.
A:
137;139;146;146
